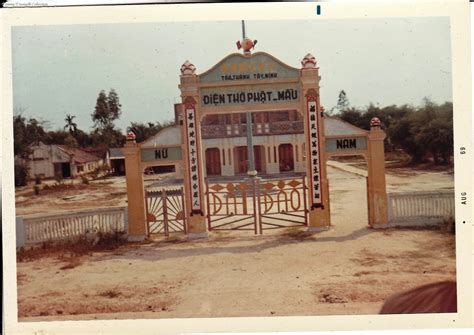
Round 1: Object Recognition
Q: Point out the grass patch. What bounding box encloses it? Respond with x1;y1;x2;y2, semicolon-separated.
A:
17;231;127;262
59;258;83;270
97;288;122;299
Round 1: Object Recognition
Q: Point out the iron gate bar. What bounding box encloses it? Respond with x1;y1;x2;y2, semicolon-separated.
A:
251;177;258;234
146;187;186;236
206;176;308;235
258;176;308;233
206;179;258;232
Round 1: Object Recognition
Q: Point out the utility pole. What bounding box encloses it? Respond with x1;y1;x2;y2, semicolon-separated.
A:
242;20;257;177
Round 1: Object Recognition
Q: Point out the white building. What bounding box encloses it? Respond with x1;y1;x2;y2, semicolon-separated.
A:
143;112;368;178
27;142;103;179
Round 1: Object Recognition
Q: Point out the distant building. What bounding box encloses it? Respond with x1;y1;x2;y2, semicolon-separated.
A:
109;148;125;176
27;142;103;179
144;105;368;178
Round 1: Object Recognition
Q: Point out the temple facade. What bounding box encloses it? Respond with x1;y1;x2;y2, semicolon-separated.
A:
174;106;305;177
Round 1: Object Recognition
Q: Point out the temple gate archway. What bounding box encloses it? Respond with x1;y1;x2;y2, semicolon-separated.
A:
123;44;388;241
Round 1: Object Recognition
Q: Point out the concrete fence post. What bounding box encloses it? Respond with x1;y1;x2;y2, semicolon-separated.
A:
123;207;129;235
16;217;26;248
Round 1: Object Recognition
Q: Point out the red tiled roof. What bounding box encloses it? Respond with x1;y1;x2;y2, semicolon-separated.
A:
57;146;102;164
81;147;108;159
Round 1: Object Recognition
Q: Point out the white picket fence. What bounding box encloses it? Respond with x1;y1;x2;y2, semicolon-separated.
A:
16;207;128;248
387;191;454;226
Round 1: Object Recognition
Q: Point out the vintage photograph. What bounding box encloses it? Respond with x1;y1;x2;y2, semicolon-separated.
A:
3;3;469;331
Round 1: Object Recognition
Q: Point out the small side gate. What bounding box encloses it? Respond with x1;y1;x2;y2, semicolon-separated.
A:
206;176;308;234
145;188;187;236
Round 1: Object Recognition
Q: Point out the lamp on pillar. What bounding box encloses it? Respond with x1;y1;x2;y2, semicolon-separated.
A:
126;131;136;144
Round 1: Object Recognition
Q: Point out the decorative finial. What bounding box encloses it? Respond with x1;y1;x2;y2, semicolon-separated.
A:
301;53;317;68
126;131;136;142
237;38;257;55
180;60;196;75
370;117;382;128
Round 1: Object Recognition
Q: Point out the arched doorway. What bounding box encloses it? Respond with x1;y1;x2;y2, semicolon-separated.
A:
205;148;221;176
279;143;294;172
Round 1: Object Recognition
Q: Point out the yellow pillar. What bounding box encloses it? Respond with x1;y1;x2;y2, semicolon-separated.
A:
123;133;147;241
179;61;208;239
367;118;389;227
301;53;331;232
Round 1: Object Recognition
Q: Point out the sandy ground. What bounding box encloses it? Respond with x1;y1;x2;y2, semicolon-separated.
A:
16;161;455;321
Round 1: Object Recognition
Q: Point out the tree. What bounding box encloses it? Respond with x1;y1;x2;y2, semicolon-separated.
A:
64;134;79;148
90;127;125;148
389;100;453;165
92;90;111;129
44;130;70;145
337;90;350;111
329;90;350;115
13;113;47;186
92;89;122;129
127;120;175;143
64;114;78;134
13;115;47;159
91;89;124;148
73;129;93;147
107;89;122;122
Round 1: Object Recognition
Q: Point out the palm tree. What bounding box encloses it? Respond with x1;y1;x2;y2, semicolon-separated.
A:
64;114;78;134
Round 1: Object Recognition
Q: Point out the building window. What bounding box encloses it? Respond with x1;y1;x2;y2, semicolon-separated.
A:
273;146;277;163
302;143;306;161
222;149;226;166
228;148;232;166
77;165;84;173
295;144;299;162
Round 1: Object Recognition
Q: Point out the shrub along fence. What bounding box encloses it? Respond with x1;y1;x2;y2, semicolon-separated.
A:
16;207;128;248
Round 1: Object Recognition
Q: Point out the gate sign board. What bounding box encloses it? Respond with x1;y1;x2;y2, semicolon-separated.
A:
200;84;300;107
306;97;323;207
199;53;300;84
184;104;203;214
141;147;182;162
325;137;368;152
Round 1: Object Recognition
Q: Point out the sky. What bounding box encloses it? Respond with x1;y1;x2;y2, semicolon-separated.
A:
11;17;452;132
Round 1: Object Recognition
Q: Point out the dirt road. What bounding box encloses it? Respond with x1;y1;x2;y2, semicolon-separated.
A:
16;163;455;321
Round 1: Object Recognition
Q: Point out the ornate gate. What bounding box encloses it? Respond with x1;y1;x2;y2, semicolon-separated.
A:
205;179;258;233
145;188;187;236
206;176;308;234
258;177;308;231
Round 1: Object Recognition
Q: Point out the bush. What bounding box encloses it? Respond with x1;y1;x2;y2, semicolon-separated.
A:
54;173;64;185
336;99;453;165
81;175;89;185
14;162;29;187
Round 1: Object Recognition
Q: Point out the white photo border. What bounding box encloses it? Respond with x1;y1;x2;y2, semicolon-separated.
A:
1;1;472;333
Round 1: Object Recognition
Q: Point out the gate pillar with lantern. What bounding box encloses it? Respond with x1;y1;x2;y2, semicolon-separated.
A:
179;62;208;239
301;54;331;231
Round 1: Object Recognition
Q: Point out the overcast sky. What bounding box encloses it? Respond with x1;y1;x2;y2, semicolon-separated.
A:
12;17;451;132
